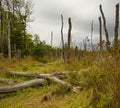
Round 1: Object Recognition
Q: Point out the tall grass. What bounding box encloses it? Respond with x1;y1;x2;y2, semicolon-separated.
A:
0;53;120;107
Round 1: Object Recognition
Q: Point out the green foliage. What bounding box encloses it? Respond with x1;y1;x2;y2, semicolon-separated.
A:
32;40;58;61
32;42;46;58
53;84;70;97
66;72;81;86
0;0;33;57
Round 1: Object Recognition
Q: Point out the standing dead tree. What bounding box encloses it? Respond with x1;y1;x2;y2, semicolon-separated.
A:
91;20;94;51
61;14;65;61
83;39;87;52
99;4;110;52
51;31;53;48
99;16;103;57
114;3;119;55
67;17;72;63
0;0;3;53
5;0;12;59
7;11;11;59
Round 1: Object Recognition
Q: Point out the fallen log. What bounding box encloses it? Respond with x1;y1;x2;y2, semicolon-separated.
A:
49;76;82;93
10;72;65;79
9;72;82;93
53;68;89;76
0;68;87;93
10;68;89;78
10;72;52;79
0;79;45;93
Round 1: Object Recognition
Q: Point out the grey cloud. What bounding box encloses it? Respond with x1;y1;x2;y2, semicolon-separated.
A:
28;0;120;46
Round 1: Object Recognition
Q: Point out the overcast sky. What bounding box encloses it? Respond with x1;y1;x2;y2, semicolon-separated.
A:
27;0;120;47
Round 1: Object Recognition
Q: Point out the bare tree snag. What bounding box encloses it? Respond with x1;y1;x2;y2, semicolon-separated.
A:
51;31;53;47
0;1;3;53
83;39;86;52
5;0;12;59
99;4;110;52
67;17;72;63
114;3;119;55
61;14;65;61
0;79;45;93
91;20;93;51
99;16;103;56
7;11;12;59
75;46;78;57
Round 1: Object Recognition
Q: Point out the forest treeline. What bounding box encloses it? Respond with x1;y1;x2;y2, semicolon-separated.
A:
0;0;58;59
0;0;119;61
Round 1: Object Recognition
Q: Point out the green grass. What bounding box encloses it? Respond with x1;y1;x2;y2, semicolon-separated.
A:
0;55;119;108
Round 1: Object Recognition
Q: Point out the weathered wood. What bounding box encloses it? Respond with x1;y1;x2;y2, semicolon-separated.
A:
49;76;81;93
9;71;83;93
61;14;65;61
91;20;94;51
67;17;72;63
0;1;3;52
0;79;45;93
10;72;53;79
114;3;119;55
53;69;89;76
51;31;53;47
10;69;89;78
7;11;11;59
99;4;110;52
99;16;103;57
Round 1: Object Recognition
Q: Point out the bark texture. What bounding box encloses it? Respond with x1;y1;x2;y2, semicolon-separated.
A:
61;14;65;61
114;3;119;54
9;71;82;93
0;79;45;93
100;4;110;52
67;17;72;63
99;16;103;55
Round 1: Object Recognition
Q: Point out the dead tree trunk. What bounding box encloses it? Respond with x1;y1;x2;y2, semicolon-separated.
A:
51;31;53;48
114;3;119;55
0;1;3;53
5;0;12;59
83;39;86;52
9;72;82;93
49;76;81;93
7;11;11;59
10;69;89;78
91;20;93;51
61;14;65;61
99;4;110;52
10;72;54;79
67;17;72;63
0;79;45;93
99;16;103;57
12;0;17;52
75;46;78;57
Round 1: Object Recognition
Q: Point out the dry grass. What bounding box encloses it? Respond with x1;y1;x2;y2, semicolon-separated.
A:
0;53;120;108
